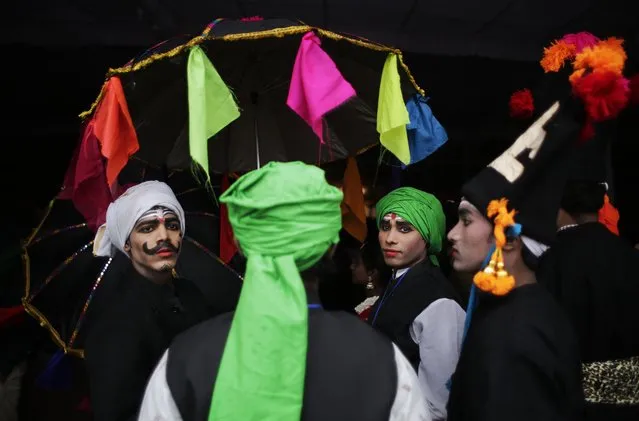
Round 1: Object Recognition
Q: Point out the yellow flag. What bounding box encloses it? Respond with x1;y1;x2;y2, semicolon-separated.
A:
377;54;410;165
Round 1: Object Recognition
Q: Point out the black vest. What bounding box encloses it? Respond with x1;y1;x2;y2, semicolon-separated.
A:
167;309;398;421
367;260;460;369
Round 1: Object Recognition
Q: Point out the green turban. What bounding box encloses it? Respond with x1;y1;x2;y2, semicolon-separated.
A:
376;187;446;266
209;161;343;421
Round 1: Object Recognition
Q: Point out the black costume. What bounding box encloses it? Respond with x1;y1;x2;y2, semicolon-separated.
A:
84;264;230;421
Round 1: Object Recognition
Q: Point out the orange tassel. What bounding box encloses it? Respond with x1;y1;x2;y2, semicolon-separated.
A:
473;199;518;296
540;40;576;73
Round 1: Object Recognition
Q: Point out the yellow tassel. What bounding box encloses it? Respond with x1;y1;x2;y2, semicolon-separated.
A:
473;270;497;292
473;256;497;292
493;261;516;295
473;198;519;296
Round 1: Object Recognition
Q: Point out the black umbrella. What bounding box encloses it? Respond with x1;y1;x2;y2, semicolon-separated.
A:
80;17;424;173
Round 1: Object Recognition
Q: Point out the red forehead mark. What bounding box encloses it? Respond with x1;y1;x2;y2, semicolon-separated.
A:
390;213;397;220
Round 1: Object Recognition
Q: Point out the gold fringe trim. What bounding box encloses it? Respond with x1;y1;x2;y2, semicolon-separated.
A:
21;196;88;358
22;296;84;358
22;247;84;358
79;24;425;119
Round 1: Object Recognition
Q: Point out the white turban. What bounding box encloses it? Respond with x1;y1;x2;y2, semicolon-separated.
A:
93;181;186;257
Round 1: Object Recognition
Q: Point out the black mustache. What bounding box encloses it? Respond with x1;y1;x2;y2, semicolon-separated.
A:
142;241;179;256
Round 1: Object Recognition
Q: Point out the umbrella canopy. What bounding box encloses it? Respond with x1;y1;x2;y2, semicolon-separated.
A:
79;18;428;175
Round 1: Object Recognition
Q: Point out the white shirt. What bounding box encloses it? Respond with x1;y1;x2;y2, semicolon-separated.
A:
138;344;431;421
409;298;465;420
390;267;465;420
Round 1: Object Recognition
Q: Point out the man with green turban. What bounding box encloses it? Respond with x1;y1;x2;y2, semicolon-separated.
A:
368;187;465;421
137;162;430;421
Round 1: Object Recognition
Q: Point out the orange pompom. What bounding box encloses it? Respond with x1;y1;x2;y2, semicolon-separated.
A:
474;271;497;292
487;199;516;247
492;275;516;296
541;40;576;73
573;37;627;76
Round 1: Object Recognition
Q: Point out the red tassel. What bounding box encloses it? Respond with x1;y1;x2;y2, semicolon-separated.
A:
629;74;639;105
509;89;535;119
571;71;630;121
578;119;596;143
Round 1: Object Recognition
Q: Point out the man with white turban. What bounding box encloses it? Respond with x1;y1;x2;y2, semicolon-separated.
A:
84;181;216;421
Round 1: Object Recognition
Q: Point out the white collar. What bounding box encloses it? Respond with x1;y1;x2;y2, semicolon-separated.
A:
394;267;410;279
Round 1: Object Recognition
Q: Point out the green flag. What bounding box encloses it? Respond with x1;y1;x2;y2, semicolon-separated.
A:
187;45;240;179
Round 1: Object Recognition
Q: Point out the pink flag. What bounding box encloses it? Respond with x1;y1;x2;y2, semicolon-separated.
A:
287;32;356;143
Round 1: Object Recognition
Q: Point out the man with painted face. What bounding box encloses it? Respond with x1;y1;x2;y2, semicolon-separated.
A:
446;100;586;420
84;181;218;421
367;187;465;421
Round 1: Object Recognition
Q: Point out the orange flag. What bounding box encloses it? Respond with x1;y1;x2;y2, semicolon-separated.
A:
341;157;367;242
94;77;139;186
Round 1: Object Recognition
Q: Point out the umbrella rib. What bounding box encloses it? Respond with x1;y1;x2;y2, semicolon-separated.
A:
29;223;88;246
27;241;94;299
183;236;244;281
68;257;114;348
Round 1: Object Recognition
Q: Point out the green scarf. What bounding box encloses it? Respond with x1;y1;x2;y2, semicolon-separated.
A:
376;187;445;266
210;161;343;420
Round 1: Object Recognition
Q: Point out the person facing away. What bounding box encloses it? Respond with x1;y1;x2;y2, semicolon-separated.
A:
84;181;229;421
366;187;465;421
537;179;639;420
446;100;586;421
137;161;430;421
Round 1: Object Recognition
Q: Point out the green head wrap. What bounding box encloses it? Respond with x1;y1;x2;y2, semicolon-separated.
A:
375;187;446;266
210;161;343;421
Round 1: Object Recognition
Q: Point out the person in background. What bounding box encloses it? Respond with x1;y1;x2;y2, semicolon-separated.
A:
538;178;639;420
348;219;391;320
